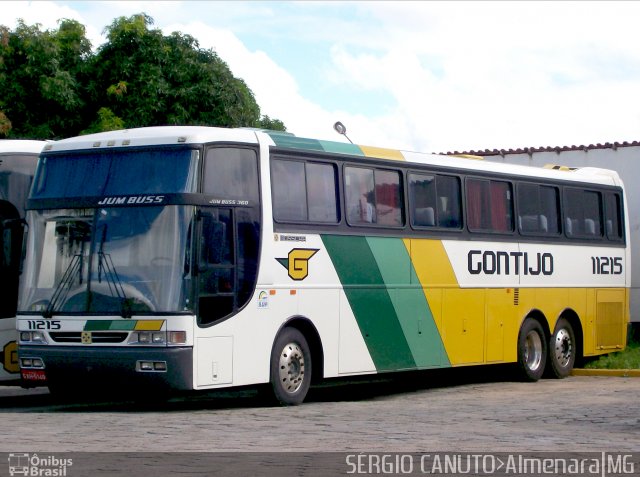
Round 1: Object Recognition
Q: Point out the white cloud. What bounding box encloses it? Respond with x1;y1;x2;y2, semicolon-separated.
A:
5;1;79;28
5;1;640;153
321;1;640;151
4;1;103;49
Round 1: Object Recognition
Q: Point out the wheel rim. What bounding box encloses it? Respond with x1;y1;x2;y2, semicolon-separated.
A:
524;330;543;372
278;341;305;394
553;328;573;368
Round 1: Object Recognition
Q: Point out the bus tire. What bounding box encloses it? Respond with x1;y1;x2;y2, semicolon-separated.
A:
269;327;312;406
547;318;576;378
516;319;547;382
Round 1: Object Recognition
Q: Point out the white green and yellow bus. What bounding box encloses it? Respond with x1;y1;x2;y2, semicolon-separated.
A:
17;126;629;404
0;140;43;383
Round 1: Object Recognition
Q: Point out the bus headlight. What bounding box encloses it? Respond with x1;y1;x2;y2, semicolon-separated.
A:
128;331;167;345
128;331;186;345
20;331;48;344
138;332;150;344
152;332;165;344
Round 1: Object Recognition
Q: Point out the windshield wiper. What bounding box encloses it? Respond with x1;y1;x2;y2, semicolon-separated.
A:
43;254;83;318
97;224;131;318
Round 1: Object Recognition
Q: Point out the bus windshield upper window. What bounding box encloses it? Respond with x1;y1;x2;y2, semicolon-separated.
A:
204;147;259;202
32;149;199;198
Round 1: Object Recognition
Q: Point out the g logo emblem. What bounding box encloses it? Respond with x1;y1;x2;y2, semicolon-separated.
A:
2;341;19;373
277;249;319;281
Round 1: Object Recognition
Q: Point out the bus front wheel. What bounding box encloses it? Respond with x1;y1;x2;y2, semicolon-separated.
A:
516;319;547;381
269;327;312;405
547;318;576;378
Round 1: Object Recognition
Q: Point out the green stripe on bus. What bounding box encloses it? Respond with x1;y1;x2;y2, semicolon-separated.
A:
111;321;136;331
267;131;365;156
267;133;325;151
84;320;136;331
321;235;416;371
366;237;449;368
317;141;364;156
84;320;111;331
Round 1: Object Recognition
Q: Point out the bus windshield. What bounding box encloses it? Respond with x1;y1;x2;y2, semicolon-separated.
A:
31;148;199;198
19;205;193;315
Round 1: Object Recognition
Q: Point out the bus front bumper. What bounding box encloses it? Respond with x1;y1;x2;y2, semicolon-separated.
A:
18;345;193;391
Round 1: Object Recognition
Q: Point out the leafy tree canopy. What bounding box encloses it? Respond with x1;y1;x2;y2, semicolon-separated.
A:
0;18;91;138
0;13;286;139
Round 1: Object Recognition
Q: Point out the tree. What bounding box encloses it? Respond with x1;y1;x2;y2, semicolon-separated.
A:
0;14;286;138
256;115;286;131
87;14;285;131
0;19;91;139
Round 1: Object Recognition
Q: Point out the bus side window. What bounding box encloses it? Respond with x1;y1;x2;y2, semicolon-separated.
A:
375;169;403;227
564;188;602;238
272;160;307;221
467;178;513;233
516;183;560;235
409;173;437;227
306;162;338;223
345;167;376;225
605;192;623;240
345;166;403;227
271;159;339;223
437;175;462;228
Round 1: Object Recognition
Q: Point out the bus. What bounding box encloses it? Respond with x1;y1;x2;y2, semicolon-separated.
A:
0;140;43;384
17;126;629;404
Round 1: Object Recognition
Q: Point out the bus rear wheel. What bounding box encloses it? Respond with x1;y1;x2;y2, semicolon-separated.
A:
547;318;576;378
269;327;312;405
516;319;547;381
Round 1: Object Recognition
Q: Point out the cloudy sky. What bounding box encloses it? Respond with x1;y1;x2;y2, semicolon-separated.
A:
5;1;640;153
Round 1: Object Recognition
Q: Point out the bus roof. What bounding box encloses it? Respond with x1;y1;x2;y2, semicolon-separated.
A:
42;126;260;151
41;126;622;187
0;139;48;154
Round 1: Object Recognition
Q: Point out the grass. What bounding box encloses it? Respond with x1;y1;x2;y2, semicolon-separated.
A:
583;337;640;369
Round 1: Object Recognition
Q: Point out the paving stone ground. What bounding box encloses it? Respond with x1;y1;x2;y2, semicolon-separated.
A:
0;371;638;454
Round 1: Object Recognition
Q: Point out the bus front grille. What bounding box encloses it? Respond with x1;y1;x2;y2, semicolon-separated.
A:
49;332;129;344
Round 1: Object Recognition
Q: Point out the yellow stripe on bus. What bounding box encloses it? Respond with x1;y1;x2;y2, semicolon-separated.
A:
134;320;165;331
402;238;459;360
404;239;459;288
359;145;405;161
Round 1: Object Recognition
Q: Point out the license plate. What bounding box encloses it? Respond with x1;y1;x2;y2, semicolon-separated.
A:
21;369;46;382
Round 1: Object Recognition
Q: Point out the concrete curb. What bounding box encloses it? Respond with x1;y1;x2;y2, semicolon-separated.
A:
571;368;640;377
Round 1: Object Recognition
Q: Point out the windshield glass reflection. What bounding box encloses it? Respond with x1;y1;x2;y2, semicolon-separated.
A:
19;206;192;315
